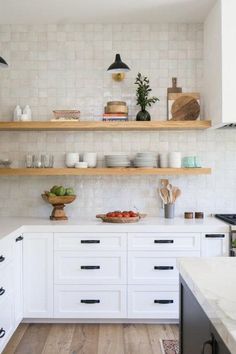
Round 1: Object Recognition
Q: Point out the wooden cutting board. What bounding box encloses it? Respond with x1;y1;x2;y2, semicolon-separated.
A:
171;94;200;121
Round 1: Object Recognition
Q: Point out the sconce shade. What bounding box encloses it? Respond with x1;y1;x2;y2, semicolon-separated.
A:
0;56;8;68
107;54;130;74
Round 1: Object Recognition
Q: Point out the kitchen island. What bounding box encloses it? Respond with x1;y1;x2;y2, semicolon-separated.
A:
178;258;236;354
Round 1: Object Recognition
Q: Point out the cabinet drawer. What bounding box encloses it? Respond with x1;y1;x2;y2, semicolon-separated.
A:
54;251;126;284
128;253;178;285
0;293;14;352
54;233;126;251
0;237;13;271
128;251;200;284
0;266;13;306
128;233;200;251
54;285;127;318
128;285;179;319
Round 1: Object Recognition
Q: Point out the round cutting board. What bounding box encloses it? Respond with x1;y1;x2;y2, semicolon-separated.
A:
171;95;200;121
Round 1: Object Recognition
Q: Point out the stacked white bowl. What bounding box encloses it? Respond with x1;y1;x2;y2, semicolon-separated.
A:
105;154;131;168
133;152;158;168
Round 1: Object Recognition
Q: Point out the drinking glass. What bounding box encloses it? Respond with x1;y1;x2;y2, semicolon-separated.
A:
25;154;34;168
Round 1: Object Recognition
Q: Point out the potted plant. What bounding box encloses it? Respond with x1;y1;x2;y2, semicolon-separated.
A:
135;72;159;121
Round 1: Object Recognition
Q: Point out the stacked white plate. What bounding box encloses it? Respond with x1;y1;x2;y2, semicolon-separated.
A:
133;152;157;168
105;154;131;168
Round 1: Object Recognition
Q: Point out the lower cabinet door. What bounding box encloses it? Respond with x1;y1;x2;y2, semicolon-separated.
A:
23;233;53;318
54;285;127;318
0;292;14;353
128;285;179;319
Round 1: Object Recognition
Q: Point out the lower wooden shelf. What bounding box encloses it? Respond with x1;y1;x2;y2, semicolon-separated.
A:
0;168;211;176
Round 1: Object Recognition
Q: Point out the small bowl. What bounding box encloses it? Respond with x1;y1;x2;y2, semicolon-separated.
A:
0;159;12;168
75;162;88;168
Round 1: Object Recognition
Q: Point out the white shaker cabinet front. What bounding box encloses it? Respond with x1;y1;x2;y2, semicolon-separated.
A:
13;235;24;326
23;233;53;318
201;233;228;257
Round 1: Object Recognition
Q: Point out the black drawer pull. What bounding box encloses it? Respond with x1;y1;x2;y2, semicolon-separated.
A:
0;287;5;296
0;328;6;338
0;255;5;263
154;300;174;304
16;235;24;242
154;240;174;244
80;266;100;270
154;266;174;270
81;240;100;244
81;299;100;304
205;234;225;238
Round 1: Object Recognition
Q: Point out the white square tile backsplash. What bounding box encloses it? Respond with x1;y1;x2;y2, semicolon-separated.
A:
0;23;234;218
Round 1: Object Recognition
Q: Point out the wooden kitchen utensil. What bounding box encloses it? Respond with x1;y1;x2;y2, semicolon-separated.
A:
160;188;169;204
96;213;146;223
172;187;181;202
42;194;76;220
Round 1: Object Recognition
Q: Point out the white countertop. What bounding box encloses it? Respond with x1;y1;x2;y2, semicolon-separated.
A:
178;258;236;354
0;216;229;241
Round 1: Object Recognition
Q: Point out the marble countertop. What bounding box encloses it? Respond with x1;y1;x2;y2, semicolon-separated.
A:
0;216;229;241
178;258;236;354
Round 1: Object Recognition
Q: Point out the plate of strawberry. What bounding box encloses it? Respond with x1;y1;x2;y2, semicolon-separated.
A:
96;210;146;223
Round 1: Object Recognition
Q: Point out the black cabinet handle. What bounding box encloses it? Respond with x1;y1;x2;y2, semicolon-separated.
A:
16;235;24;242
0;287;5;296
205;234;225;238
154;240;174;244
81;299;100;304
80;266;100;270
154;266;174;270
201;334;216;354
0;328;6;338
81;240;100;244
154;300;174;304
0;255;5;263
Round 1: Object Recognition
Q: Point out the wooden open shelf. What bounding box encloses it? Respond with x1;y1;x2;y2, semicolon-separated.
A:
0;168;212;176
0;120;211;131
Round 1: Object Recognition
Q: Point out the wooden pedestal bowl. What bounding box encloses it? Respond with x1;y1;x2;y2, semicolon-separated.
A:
42;194;76;220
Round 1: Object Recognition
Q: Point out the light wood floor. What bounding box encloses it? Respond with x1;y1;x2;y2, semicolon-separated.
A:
3;323;179;354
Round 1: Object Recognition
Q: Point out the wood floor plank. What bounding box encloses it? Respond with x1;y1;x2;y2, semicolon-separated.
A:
147;324;175;354
98;324;124;354
69;324;99;354
13;324;51;354
3;324;29;354
3;323;179;354
123;324;153;354
41;324;75;354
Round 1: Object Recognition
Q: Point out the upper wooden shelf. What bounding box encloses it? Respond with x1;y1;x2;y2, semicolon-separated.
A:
0;120;211;131
0;168;211;176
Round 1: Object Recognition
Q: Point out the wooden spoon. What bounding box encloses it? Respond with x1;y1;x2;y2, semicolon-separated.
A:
160;188;169;204
173;188;181;202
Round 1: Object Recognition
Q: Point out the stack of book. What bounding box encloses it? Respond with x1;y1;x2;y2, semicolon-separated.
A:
102;113;128;121
103;101;128;121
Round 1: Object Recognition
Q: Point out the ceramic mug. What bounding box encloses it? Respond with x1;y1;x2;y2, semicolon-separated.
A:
65;153;79;168
159;153;168;168
168;152;182;168
83;152;97;168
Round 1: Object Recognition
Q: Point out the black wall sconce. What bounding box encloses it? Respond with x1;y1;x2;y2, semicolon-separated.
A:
0;56;8;68
107;53;130;81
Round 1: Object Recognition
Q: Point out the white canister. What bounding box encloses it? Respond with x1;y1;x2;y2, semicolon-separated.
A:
159;153;168;168
83;152;97;168
65;153;79;168
168;152;182;168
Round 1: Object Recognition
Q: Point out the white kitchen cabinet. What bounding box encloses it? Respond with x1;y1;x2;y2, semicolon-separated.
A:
54;251;126;285
54;284;127;318
23;233;53;318
13;235;23;326
128;285;179;319
201;233;228;257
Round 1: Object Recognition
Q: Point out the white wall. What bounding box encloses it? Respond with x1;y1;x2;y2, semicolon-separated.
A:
0;23;234;218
